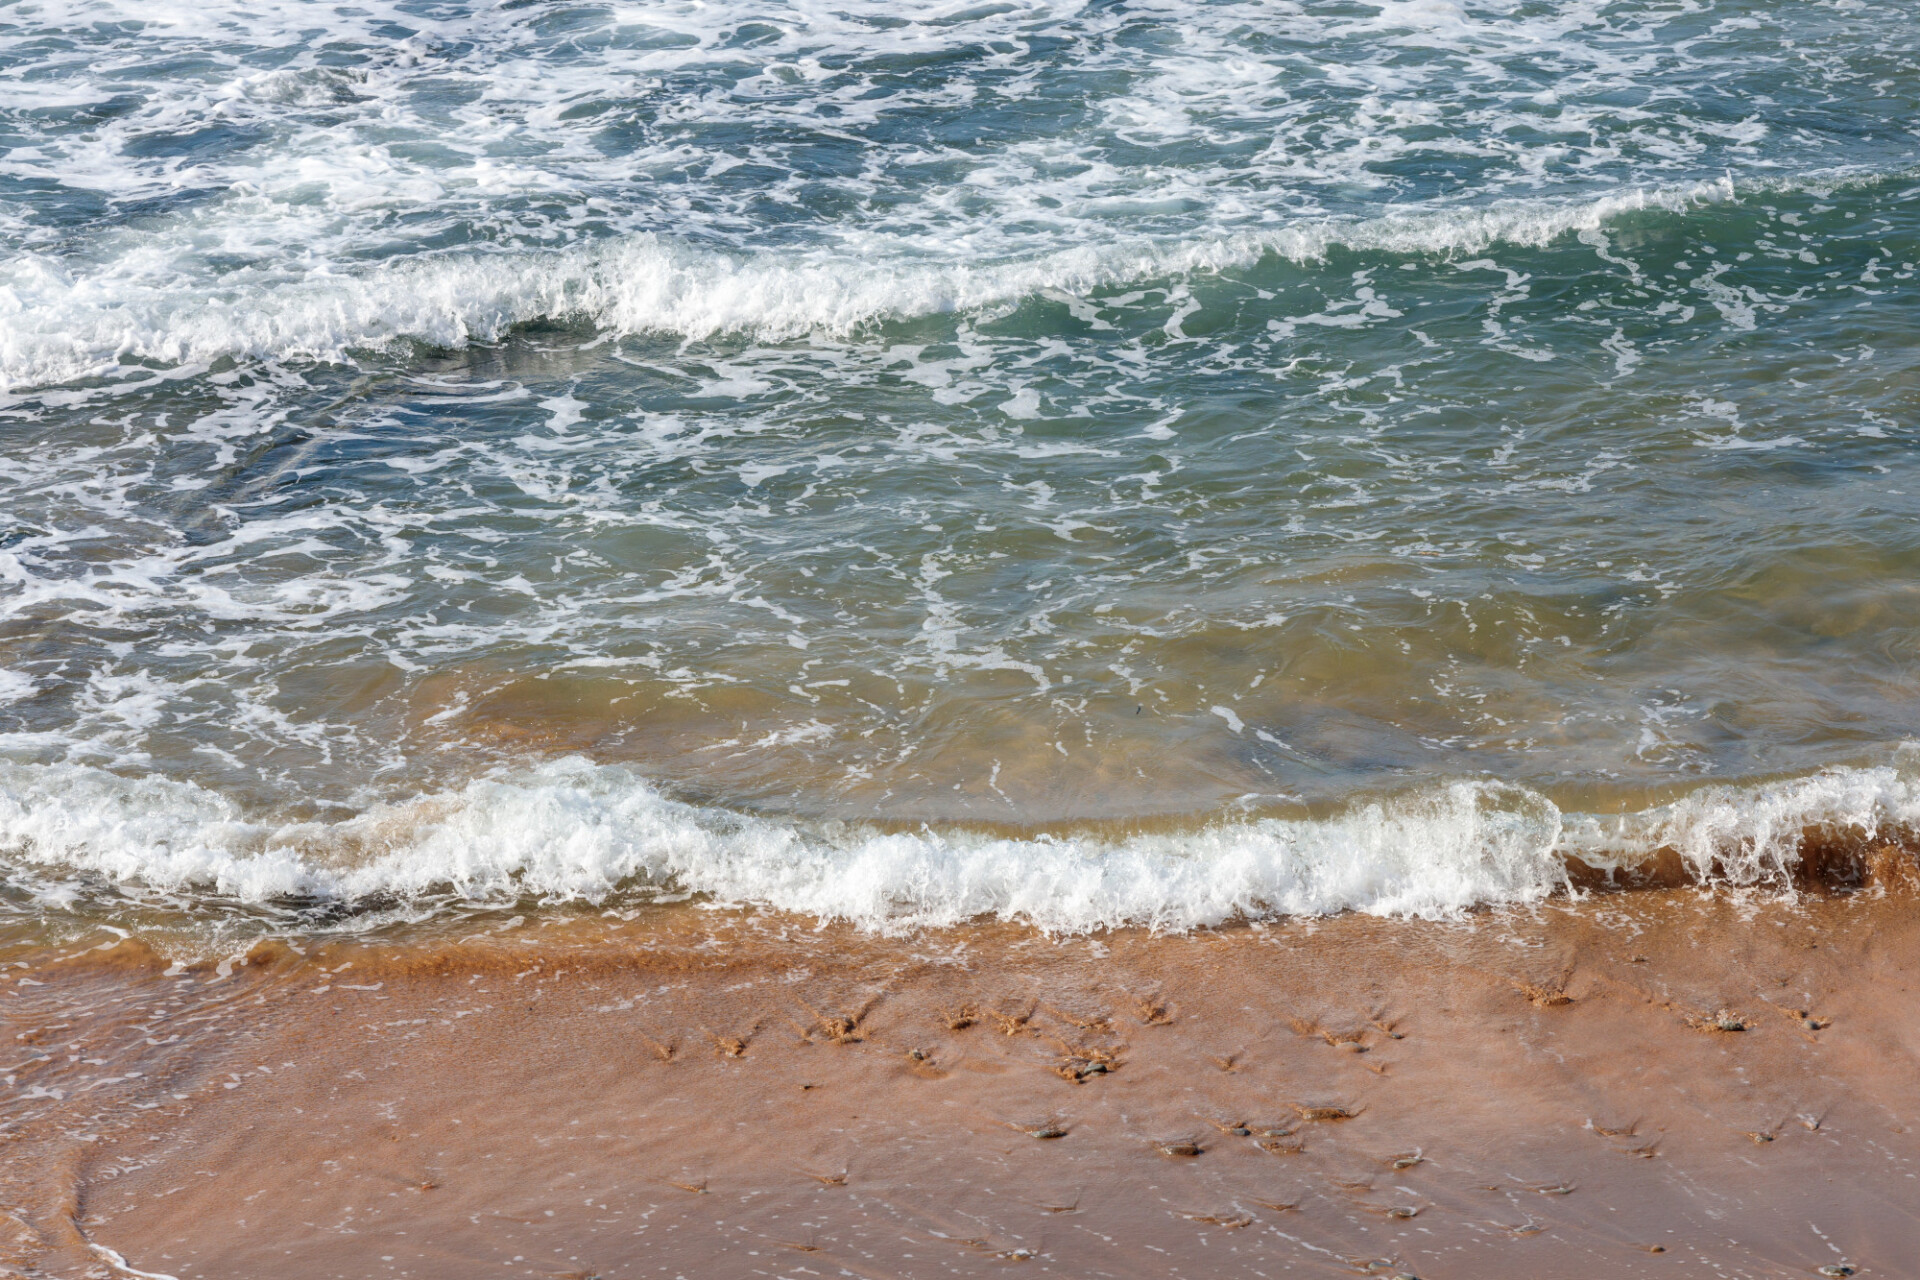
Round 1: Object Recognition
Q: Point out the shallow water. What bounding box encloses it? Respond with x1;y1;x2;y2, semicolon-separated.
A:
1;0;1917;939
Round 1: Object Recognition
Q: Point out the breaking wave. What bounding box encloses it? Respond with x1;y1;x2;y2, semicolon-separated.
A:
3;756;1916;934
0;173;1819;393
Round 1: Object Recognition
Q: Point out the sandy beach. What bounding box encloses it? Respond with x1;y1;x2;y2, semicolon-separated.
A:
8;867;1917;1280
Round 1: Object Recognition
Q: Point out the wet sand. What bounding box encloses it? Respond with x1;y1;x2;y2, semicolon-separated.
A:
5;885;1918;1280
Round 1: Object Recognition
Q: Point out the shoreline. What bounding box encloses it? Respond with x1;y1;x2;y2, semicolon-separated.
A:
5;753;1918;943
6;887;1917;1278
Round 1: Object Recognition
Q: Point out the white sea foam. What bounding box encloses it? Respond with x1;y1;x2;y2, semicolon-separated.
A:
3;757;1915;933
4;0;1905;397
0;178;1768;392
1565;766;1920;885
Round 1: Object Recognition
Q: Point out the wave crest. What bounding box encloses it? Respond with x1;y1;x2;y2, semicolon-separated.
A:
0;177;1767;393
4;756;1917;934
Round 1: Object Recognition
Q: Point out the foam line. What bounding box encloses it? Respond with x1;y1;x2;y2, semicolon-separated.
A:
0;172;1861;394
3;757;1915;933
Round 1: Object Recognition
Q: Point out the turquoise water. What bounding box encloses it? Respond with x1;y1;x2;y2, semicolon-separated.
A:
1;0;1917;933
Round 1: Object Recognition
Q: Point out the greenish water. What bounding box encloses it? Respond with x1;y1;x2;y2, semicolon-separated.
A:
1;0;1917;935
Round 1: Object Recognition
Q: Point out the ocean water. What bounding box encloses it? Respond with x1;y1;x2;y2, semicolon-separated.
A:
1;0;1917;940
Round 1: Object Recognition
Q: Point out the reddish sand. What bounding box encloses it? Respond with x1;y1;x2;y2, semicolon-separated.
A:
5;885;1918;1279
